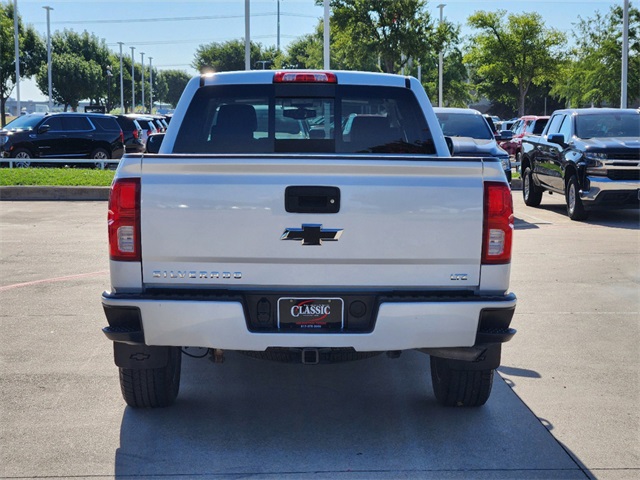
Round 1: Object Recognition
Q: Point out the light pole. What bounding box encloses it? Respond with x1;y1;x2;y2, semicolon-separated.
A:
106;65;113;112
437;4;445;107
43;6;54;112
118;42;124;113
621;0;629;108
149;57;153;113
277;0;281;52
13;0;20;116
245;0;250;70
130;46;135;112
323;0;330;69
140;52;145;113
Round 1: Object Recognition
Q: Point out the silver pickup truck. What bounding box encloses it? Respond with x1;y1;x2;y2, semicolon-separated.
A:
102;70;516;408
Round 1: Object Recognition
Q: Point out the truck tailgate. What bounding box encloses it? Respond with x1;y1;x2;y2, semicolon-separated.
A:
139;156;484;289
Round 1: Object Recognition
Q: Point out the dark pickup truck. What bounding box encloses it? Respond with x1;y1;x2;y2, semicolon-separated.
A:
520;108;640;220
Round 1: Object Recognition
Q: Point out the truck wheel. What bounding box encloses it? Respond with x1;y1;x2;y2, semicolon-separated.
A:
430;356;493;407
119;346;182;408
522;167;543;207
566;175;588;221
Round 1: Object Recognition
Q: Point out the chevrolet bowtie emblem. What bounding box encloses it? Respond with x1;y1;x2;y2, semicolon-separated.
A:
281;224;343;246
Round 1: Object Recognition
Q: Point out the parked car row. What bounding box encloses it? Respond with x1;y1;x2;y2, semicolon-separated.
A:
435;107;513;182
0;112;172;167
0;112;124;167
115;114;170;153
499;115;550;168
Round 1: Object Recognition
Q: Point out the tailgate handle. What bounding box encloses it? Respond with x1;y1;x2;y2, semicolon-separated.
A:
285;186;340;214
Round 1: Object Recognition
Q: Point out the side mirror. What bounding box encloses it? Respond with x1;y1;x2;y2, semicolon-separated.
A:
547;133;565;146
496;130;513;141
145;133;165;154
38;124;51;134
444;136;455;155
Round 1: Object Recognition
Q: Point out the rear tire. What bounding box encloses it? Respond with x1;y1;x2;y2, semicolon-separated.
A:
430;356;494;407
90;147;110;159
522;167;543;207
119;347;181;408
566;175;588;221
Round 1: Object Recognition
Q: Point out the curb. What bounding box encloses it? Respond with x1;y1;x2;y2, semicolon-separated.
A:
0;186;110;201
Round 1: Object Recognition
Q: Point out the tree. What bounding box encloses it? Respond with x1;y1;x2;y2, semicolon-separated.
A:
192;39;263;73
326;0;449;74
36;52;101;111
465;10;566;116
283;28;324;69
416;24;471;106
552;4;640;107
149;67;168;111
282;20;360;70
39;29;111;108
156;69;190;108
0;2;45;126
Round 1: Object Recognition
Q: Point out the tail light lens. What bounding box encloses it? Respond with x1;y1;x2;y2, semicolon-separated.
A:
147;129;152;137
108;178;141;262
119;131;125;145
132;129;139;139
482;182;513;265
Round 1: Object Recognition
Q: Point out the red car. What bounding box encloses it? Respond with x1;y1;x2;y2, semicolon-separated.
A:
500;115;549;164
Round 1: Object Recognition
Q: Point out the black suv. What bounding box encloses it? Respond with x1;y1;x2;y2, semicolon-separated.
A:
0;113;124;166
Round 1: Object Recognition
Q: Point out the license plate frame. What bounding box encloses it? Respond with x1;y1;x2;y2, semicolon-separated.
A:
277;297;344;331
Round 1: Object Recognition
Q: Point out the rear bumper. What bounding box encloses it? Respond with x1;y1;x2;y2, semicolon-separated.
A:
102;291;516;352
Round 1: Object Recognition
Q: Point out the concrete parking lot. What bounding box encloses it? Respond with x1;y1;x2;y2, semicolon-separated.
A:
0;193;638;479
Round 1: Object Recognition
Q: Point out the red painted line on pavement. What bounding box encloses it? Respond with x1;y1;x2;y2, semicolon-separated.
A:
0;270;109;292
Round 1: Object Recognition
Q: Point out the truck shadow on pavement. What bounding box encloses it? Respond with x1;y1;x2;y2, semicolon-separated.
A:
514;217;541;230
533;203;639;230
114;351;587;478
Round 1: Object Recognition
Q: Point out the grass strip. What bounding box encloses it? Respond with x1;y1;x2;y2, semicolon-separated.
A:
0;168;115;186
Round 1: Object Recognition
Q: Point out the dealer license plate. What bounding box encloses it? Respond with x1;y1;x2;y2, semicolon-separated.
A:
277;298;344;331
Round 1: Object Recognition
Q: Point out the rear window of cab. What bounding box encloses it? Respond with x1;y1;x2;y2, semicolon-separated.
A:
173;84;435;154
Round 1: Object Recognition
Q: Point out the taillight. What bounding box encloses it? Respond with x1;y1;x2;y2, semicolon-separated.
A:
132;129;139;139
147;129;152;137
108;178;141;262
119;131;125;144
482;182;513;265
273;71;337;83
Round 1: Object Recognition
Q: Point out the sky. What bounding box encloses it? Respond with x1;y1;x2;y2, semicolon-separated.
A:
11;0;618;101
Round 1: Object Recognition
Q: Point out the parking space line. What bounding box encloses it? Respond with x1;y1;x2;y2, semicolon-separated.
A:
0;270;108;292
